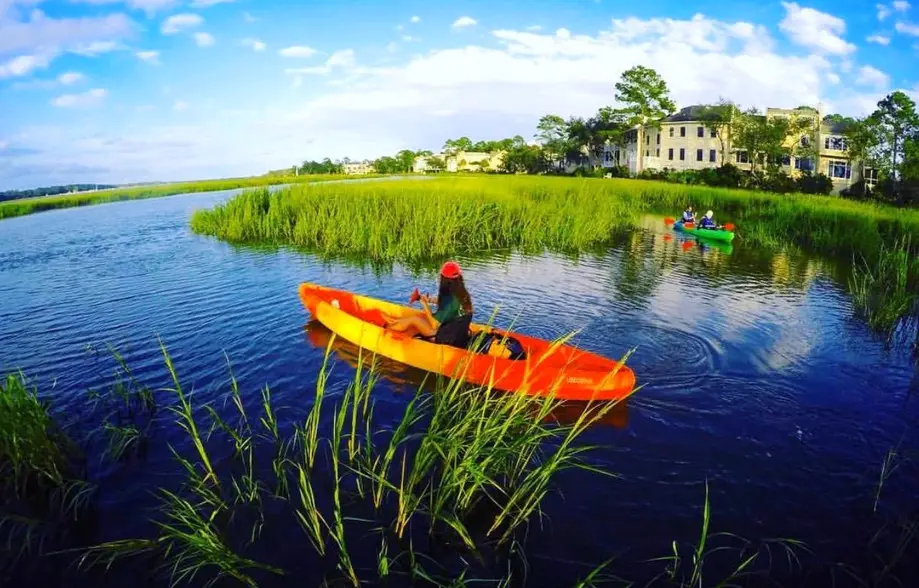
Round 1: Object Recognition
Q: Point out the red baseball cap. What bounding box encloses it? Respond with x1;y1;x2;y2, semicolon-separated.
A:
440;260;462;279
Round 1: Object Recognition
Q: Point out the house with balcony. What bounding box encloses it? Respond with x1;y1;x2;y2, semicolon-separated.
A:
592;104;872;193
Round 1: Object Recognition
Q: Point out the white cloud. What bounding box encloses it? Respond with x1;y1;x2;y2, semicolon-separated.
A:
0;10;134;56
70;40;123;56
161;13;203;35
526;25;542;32
896;21;919;36
51;88;107;108
0;52;55;78
285;49;356;76
71;0;178;16
241;38;265;51
856;65;890;88
401;35;418;42
877;3;892;21
779;2;856;55
452;16;477;29
278;45;317;57
826;72;840;85
867;34;891;45
242;11;257;23
410;15;420;24
194;32;215;47
173;100;188;111
326;49;355;67
57;71;85;85
386;41;398;53
893;1;911;11
135;50;160;64
190;0;235;7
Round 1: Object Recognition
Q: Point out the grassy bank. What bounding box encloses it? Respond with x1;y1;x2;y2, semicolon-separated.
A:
190;175;919;331
191;175;919;262
0;174;376;220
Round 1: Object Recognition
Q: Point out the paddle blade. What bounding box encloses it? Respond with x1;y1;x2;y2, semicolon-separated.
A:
664;217;676;225
681;241;695;251
409;288;421;304
724;223;735;231
663;234;673;242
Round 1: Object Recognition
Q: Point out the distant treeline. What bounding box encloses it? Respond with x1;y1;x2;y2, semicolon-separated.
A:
0;184;118;202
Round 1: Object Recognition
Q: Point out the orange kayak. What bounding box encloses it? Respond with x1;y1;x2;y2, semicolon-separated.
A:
298;283;636;401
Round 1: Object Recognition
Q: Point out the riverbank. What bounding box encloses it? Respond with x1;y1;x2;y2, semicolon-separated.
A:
190;175;919;331
0;174;375;220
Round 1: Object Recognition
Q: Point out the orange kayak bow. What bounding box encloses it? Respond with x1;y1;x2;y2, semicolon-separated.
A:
298;283;636;402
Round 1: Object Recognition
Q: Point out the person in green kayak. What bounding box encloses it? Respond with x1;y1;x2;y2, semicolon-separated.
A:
698;210;719;229
681;205;696;224
385;260;474;347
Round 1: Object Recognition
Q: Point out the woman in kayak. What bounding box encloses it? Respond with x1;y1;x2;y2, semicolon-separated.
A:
681;205;696;224
698;210;719;229
385;261;473;345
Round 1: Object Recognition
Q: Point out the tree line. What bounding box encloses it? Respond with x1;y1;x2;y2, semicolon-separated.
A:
287;65;919;203
1;184;118;202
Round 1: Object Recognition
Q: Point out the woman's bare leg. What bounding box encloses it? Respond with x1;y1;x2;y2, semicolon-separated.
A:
385;315;437;338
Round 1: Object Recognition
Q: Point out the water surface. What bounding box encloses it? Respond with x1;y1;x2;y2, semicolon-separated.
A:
1;189;917;586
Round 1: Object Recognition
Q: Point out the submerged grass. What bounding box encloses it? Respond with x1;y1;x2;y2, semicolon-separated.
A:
0;174;371;220
849;236;919;333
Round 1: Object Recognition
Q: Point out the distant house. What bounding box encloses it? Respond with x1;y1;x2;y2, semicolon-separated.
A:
413;151;506;173
342;161;375;175
594;104;872;194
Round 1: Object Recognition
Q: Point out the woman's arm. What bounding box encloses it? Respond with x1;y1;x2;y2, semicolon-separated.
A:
418;297;439;331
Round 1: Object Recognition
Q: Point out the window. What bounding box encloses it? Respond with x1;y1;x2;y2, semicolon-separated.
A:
865;168;879;186
710;128;717;138
645;149;650;157
828;160;851;179
800;135;810;147
680;127;686;137
668;148;674;160
656;148;661;157
679;148;685;161
656;133;660;144
736;150;749;163
709;149;716;162
825;136;847;151
646;134;650;145
697;126;704;138
669;127;674;137
604;150;612;162
794;157;812;172
696;149;703;161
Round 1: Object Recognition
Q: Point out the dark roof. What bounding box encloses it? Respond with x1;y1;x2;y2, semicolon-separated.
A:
664;105;708;122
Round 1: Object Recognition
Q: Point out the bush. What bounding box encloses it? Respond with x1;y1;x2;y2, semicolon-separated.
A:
761;169;798;194
796;172;834;195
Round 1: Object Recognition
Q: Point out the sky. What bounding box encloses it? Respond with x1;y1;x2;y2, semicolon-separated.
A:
1;0;918;190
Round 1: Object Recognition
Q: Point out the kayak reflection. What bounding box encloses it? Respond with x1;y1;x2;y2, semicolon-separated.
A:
303;320;629;429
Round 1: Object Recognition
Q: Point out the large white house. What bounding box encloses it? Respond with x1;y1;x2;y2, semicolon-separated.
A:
595;105;873;194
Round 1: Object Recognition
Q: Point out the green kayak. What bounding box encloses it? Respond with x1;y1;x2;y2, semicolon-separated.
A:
674;221;735;243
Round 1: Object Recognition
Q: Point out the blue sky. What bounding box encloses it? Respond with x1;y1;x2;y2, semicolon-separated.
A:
1;0;918;189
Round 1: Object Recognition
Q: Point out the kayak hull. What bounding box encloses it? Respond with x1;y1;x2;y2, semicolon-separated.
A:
297;283;636;402
674;221;735;242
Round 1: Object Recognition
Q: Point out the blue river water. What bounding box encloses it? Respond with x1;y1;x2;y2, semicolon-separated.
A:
1;188;917;586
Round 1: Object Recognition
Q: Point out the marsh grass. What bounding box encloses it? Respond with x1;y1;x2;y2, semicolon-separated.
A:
192;175;919;330
849;236;919;334
0;373;93;566
0;174;370;220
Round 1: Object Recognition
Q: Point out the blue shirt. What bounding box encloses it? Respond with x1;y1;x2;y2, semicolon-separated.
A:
699;217;717;229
